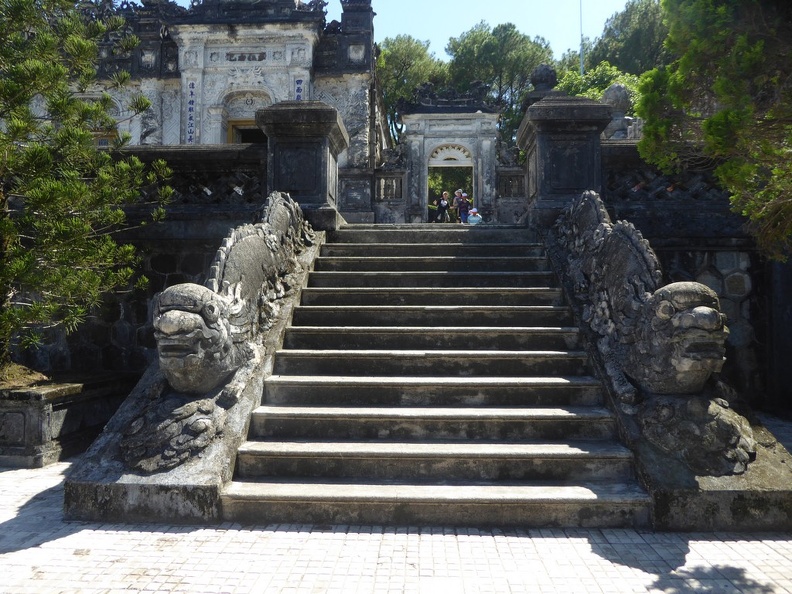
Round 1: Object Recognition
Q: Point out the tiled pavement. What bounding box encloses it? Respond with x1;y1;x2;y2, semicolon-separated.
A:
1;415;791;594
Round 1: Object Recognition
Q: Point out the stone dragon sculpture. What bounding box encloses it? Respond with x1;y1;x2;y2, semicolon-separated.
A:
551;190;756;476
119;191;314;473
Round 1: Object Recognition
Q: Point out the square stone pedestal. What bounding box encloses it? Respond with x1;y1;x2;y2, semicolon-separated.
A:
257;101;349;230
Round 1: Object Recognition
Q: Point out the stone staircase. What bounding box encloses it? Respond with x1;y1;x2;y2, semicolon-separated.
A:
220;224;651;528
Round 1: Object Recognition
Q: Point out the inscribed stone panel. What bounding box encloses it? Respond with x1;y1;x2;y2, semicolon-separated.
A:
548;139;592;192
274;145;320;195
0;412;25;445
340;178;371;210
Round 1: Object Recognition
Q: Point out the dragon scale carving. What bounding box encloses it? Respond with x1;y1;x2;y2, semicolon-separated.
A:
120;192;314;473
551;190;756;476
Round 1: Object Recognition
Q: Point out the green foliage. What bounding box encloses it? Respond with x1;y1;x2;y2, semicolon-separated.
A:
0;0;171;365
587;0;671;75
556;61;642;114
636;0;792;259
556;38;595;79
376;35;448;142
427;169;473;204
445;22;553;145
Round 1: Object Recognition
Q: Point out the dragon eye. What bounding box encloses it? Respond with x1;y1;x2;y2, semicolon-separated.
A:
656;300;675;320
203;302;220;323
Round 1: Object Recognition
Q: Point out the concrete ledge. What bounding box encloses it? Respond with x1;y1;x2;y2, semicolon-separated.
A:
639;424;792;531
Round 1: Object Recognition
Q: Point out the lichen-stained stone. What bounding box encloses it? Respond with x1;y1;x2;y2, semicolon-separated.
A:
715;251;742;273
719;297;741;323
696;269;724;295
639;394;756;475
550;190;757;478
65;192;319;522
727;318;756;349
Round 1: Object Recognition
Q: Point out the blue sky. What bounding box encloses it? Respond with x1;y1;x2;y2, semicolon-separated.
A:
171;1;630;60
326;0;630;60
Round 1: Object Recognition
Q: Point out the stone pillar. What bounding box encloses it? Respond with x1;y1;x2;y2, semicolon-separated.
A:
516;94;612;229
256;101;350;230
768;260;792;408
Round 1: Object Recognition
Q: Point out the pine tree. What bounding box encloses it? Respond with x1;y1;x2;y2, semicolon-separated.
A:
0;0;171;369
637;0;792;259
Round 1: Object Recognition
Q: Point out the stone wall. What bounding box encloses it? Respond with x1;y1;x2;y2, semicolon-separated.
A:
15;147;269;376
600;141;768;407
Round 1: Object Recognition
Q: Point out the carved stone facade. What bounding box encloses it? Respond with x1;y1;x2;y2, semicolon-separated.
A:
91;0;386;219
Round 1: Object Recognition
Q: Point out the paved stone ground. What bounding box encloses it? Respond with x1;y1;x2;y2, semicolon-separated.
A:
1;414;791;594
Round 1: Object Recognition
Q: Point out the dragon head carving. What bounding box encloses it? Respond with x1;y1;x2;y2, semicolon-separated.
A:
152;283;240;395
625;282;729;395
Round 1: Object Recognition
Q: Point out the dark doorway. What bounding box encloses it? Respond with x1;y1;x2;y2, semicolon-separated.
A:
236;128;267;143
428;166;473;222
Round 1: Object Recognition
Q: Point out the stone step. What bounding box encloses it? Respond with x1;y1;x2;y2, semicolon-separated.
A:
327;225;537;245
235;440;636;482
291;305;573;326
221;480;651;528
321;242;545;258
299;287;564;306
283;326;581;350
223;224;651;529
264;375;604;407
250;406;617;441
273;349;590;377
306;271;558;288
313;256;550;273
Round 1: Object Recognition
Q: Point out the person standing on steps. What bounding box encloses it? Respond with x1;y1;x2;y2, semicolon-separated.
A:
435;191;451;223
455;189;471;224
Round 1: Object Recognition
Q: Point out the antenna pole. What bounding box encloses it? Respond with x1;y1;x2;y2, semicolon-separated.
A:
579;0;585;75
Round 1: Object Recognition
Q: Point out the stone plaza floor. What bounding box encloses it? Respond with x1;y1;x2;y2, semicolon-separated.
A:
2;414;792;594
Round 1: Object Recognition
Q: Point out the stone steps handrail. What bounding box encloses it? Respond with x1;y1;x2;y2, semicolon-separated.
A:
547;190;756;477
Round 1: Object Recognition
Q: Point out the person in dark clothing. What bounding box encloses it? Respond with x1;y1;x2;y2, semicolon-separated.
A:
435;191;451;223
455;190;471;223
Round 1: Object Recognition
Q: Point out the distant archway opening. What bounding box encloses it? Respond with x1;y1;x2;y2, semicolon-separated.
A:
427;144;473;222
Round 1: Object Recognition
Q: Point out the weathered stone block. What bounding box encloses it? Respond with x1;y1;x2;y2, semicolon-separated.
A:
0;374;137;468
727;319;756;349
517;94;611;227
719;298;740;323
696;270;723;294
257;102;349;229
724;271;752;299
0;412;25;445
715;251;742;273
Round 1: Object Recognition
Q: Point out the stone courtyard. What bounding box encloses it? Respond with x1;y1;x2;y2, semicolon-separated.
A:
2;415;792;594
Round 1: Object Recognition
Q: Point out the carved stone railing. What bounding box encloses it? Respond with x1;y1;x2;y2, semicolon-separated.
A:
65;191;318;521
547;190;756;476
